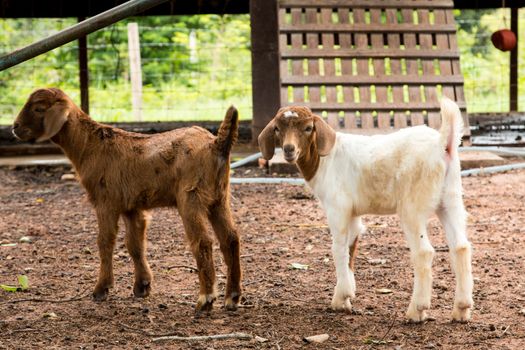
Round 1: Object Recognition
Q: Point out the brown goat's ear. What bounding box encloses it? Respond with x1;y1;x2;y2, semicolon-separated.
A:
36;101;69;142
313;115;336;156
258;119;277;160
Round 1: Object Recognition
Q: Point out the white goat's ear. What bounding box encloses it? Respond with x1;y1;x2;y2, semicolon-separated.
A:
313;115;336;156
258;119;277;160
36;102;69;142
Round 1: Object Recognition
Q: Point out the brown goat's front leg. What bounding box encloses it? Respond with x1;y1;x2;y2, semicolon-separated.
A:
180;207;217;313
209;203;242;311
93;210;119;301
123;210;153;298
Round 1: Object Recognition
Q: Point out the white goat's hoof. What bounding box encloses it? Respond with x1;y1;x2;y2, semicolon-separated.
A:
331;296;352;312
406;302;429;322
331;283;354;312
451;301;472;322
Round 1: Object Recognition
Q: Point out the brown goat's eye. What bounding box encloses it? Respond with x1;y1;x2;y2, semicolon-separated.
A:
35;107;46;113
274;126;279;133
305;125;313;132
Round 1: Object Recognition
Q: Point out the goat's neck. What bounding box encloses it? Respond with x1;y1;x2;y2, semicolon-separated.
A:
51;110;101;171
296;142;320;182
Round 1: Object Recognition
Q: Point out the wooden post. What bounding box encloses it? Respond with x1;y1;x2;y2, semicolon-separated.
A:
250;0;281;143
127;22;143;121
510;7;518;111
78;17;89;114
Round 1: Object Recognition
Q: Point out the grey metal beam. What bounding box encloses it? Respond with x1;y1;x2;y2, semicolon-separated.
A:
510;7;519;111
78;17;90;114
0;0;170;71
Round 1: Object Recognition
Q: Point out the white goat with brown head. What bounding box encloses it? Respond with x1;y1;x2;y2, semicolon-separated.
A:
258;99;473;322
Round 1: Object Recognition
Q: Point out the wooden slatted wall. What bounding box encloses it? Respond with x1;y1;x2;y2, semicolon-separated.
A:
278;0;470;137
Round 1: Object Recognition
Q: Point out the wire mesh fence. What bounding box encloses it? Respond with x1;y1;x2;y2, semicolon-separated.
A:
0;9;523;125
0;15;252;124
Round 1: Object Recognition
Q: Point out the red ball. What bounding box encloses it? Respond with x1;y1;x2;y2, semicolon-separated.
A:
491;29;517;51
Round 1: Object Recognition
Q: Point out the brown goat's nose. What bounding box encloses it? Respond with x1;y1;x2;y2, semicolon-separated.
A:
283;144;295;154
13;122;20;130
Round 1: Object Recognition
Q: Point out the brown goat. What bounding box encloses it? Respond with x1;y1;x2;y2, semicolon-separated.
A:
13;88;242;312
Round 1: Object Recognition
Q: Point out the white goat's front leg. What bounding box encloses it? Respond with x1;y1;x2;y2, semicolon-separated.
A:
328;214;361;312
402;217;435;322
437;202;473;322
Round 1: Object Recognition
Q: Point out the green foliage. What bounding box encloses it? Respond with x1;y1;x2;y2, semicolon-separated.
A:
0;10;523;124
0;15;252;124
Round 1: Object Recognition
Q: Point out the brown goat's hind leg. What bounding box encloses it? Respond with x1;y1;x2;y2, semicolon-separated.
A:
179;206;217;313
123;210;153;298
209;203;242;311
93;210;119;301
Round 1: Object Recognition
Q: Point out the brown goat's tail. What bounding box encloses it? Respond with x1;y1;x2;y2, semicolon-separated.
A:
215;105;239;157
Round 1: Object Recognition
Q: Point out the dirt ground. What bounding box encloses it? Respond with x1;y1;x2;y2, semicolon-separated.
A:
0;165;524;349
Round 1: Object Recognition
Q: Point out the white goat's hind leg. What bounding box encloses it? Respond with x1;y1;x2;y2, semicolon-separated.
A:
437;202;473;322
402;218;435;322
328;214;358;312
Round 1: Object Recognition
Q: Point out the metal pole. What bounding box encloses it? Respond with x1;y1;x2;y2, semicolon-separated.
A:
78;17;90;114
0;0;171;71
510;7;519;111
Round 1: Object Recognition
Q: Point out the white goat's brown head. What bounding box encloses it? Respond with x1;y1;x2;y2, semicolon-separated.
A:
258;106;336;163
12;88;71;143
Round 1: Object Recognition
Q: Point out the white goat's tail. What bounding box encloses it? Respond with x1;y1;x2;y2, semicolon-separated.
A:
439;97;464;155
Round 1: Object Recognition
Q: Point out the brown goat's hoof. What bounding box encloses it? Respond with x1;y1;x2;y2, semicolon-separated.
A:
133;280;151;298
196;293;216;313
92;287;109;302
224;292;241;311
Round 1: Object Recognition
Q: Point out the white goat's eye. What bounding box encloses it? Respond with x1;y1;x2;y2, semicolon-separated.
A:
305;125;313;132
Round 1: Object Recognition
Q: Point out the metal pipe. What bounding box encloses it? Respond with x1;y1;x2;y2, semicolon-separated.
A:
229;162;525;184
460;162;525;177
0;0;171;71
459;146;525;157
230;177;306;185
230;146;525;172
230;148;283;169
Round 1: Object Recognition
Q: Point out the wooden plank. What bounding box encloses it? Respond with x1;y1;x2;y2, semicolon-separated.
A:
446;11;466;106
337;8;354;111
127;22;143;122
280;23;457;34
290;8;304;103
401;9;423;126
385;9;406;129
282;75;464;85
445;9;465;104
305;8;320;104
353;8;373;129
279;0;454;9
287;101;467;111
370;9;390;129
434;9;455;99
281;48;460;59
279;8;290;104
344;112;357;129
321;7;338;124
418;9;438;106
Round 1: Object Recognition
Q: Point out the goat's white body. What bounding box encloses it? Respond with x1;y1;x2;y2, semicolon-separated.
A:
310;126;446;217
306;99;473;321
